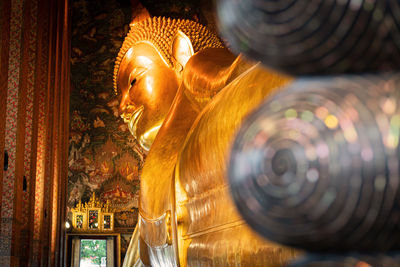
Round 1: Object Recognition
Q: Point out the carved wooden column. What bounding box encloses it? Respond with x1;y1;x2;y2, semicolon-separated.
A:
0;0;70;265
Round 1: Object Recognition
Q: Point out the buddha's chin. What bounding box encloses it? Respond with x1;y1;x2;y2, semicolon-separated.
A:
126;108;162;151
138;124;162;152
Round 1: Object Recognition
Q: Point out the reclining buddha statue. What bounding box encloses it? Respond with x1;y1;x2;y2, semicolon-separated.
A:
114;16;297;266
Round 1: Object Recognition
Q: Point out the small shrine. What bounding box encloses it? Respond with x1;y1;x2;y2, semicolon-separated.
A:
71;192;114;232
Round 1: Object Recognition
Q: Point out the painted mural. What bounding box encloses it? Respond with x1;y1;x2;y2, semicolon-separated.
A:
68;0;144;233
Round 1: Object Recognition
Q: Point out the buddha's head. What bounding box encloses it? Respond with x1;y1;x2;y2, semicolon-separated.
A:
114;17;223;151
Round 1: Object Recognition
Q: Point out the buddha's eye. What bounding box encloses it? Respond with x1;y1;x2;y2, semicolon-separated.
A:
130;78;137;87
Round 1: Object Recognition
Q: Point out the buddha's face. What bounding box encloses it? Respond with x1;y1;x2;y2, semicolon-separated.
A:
118;42;179;151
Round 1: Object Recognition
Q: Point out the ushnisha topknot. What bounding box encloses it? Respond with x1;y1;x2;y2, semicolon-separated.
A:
113;16;224;94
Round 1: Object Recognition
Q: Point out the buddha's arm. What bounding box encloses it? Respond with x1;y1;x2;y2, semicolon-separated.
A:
135;81;202;265
138;50;258;266
139;48;242;220
139;83;200;221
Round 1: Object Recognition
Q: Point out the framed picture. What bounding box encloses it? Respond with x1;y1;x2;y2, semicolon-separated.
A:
72;211;86;230
102;212;114;231
88;208;101;230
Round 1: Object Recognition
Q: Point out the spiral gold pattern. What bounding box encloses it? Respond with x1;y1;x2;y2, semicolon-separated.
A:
217;0;400;75
229;74;400;252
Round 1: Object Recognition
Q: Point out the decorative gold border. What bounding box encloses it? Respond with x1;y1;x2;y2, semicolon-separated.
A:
72;211;87;230
101;212;114;231
71;193;115;232
87;208;102;230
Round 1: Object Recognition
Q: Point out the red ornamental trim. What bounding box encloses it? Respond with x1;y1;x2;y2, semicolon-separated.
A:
1;0;24;263
33;89;46;240
22;0;38;228
32;0;50;241
2;0;23;219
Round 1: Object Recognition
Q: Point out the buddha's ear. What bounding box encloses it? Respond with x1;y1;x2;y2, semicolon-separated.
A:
171;30;194;72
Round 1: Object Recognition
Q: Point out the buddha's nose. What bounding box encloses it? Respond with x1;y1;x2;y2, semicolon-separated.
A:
119;92;131;116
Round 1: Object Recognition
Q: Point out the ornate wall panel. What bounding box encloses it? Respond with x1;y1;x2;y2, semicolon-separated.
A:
2;0;23;265
0;0;70;265
18;0;38;263
0;0;11;262
68;0;143;233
